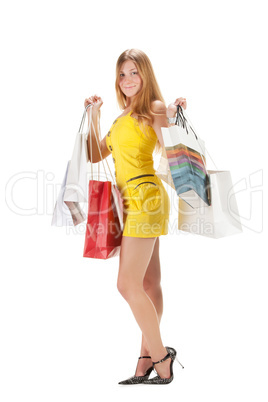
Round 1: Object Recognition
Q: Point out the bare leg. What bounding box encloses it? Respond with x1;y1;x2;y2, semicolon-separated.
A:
117;236;171;379
136;237;163;376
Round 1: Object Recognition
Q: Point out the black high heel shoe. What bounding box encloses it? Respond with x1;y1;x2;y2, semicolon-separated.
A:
143;346;184;385
118;356;154;385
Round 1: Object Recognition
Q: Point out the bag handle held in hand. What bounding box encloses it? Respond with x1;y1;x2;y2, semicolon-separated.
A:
86;105;116;185
176;105;218;171
175;105;199;139
78;103;92;135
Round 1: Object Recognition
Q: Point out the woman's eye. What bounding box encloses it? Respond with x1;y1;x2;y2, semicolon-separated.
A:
120;71;138;77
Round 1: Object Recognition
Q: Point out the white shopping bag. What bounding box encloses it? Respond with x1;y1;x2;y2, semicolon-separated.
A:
64;107;90;203
178;170;243;239
51;105;93;226
51;161;86;226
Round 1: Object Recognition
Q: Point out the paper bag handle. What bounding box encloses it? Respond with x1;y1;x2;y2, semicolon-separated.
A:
86;105;116;186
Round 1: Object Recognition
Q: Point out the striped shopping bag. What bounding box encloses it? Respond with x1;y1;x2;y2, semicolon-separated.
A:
161;106;211;208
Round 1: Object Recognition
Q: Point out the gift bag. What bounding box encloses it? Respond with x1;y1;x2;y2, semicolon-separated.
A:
83;106;124;259
51;160;86;226
83;180;123;259
178;170;242;239
160;105;211;208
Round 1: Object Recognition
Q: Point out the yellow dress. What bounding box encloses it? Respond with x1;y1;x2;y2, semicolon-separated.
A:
105;111;170;238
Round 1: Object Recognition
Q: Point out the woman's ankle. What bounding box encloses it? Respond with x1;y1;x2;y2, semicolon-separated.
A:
140;349;151;357
151;346;168;364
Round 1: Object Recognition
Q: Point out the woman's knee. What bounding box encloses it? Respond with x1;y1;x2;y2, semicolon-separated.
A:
117;274;141;301
117;275;127;298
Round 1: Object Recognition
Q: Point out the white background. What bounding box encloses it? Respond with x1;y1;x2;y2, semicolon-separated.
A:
1;0;267;401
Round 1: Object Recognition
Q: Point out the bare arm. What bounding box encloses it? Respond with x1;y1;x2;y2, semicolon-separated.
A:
151;98;187;146
84;95;111;163
151;101;171;147
86;110;111;163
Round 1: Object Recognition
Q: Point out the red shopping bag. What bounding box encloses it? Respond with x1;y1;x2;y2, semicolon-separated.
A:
83;180;123;259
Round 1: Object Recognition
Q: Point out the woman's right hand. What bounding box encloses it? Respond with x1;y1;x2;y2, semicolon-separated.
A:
84;95;103;114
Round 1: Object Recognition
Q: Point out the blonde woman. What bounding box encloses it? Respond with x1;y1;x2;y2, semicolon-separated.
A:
84;49;186;385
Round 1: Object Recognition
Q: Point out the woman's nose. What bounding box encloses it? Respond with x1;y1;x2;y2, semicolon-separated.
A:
123;76;132;84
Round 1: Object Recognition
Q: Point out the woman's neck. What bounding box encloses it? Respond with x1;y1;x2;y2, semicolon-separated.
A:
124;105;132;112
125;97;135;109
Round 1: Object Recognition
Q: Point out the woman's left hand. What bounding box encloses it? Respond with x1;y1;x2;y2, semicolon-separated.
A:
167;97;187;117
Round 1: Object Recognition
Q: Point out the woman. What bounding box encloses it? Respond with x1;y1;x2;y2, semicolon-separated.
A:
84;49;186;385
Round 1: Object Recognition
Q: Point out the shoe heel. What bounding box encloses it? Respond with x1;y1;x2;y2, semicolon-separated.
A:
175;356;184;369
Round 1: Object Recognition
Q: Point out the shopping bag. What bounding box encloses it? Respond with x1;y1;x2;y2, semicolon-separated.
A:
83;106;124;259
83;180;123;259
178;170;242;239
160;105;211;208
64;106;90;203
155;147;176;190
51;105;91;226
51;160;86;226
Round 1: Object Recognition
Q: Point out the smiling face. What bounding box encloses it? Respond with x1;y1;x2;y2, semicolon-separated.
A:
118;60;143;102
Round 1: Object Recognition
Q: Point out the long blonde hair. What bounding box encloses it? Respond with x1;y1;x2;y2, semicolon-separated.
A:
115;49;165;155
